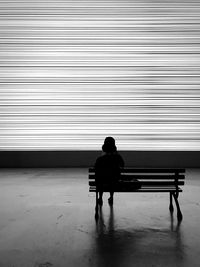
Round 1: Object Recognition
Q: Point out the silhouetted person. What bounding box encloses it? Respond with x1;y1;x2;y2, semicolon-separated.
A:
95;137;124;206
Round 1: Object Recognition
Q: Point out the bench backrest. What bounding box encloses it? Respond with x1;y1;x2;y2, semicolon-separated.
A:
89;168;185;187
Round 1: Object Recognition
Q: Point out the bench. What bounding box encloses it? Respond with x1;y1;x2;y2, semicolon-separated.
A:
89;168;185;221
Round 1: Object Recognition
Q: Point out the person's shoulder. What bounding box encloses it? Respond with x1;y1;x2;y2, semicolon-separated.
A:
114;152;124;165
117;153;123;159
96;153;106;159
95;154;106;163
112;152;122;158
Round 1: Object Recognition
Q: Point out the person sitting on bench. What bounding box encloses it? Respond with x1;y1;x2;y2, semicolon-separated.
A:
95;136;124;206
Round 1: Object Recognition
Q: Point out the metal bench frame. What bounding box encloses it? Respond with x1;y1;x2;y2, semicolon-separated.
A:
89;168;185;221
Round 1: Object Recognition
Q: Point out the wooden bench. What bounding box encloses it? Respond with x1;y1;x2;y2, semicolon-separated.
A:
89;168;185;221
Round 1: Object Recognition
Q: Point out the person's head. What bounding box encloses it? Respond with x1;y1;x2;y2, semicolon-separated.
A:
102;136;117;153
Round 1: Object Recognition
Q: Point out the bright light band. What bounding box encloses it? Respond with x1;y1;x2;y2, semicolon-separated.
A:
0;0;200;150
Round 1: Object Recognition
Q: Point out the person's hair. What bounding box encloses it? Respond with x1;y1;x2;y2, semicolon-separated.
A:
102;136;117;153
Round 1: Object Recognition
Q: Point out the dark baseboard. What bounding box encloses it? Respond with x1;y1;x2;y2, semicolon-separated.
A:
0;151;199;168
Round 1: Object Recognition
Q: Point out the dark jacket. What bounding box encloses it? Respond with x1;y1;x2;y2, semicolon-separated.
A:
95;152;124;186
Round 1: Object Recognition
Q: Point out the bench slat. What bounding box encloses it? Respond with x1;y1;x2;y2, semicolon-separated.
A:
89;188;183;193
89;185;182;189
89;174;185;180
89;168;185;173
89;181;184;186
90;187;181;191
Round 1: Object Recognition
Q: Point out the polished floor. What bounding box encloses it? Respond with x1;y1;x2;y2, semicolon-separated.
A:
0;168;199;267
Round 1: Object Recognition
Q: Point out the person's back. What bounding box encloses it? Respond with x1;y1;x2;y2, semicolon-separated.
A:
95;153;124;184
94;137;124;205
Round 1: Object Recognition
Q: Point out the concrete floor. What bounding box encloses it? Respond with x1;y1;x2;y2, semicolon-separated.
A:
0;168;199;267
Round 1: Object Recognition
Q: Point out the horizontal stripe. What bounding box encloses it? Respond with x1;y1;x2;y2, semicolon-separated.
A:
0;0;200;150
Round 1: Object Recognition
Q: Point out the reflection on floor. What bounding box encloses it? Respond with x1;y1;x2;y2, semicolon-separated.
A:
0;168;199;267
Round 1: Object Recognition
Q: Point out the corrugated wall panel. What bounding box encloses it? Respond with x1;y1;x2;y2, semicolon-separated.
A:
0;0;200;150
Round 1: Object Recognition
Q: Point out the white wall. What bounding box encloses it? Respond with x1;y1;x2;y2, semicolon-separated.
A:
0;0;200;151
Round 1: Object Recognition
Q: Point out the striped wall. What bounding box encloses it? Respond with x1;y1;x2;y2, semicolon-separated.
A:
0;0;200;151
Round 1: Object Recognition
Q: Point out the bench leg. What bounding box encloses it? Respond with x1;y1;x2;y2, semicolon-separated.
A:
95;191;99;220
169;192;174;213
172;192;183;221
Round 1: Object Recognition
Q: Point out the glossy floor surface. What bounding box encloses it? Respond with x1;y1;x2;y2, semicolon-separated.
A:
0;168;199;267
